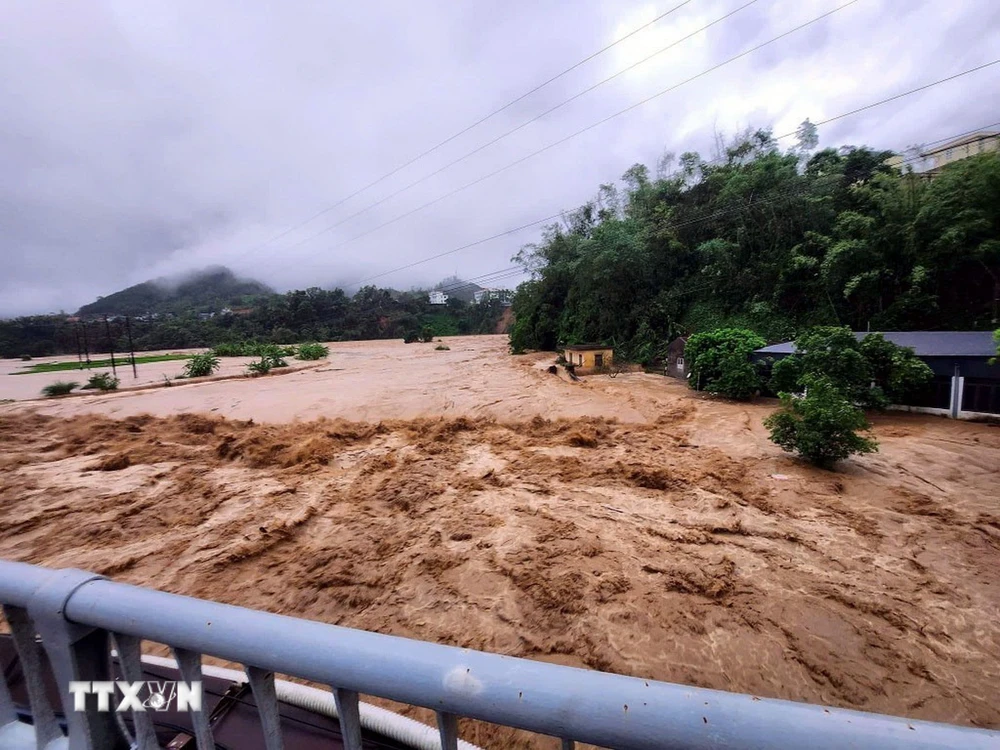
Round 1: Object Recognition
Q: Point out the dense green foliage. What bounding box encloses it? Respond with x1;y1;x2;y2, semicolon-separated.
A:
41;381;78;397
77;267;273;317
183;352;220;378
685;328;765;400
295;342;329;360
767;326;932;406
82;372;119;391
509;131;1000;356
1;282;508;359
764;375;878;468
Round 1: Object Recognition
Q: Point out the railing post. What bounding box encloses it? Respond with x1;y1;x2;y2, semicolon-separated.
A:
25;568;126;750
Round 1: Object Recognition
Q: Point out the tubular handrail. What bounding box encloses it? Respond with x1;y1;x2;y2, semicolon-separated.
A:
0;560;997;750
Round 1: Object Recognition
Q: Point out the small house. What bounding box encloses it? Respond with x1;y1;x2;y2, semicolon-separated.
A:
665;336;688;378
428;291;448;305
563;344;613;374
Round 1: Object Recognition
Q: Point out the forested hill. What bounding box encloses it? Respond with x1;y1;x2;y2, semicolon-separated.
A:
76;267;273;317
509;130;1000;360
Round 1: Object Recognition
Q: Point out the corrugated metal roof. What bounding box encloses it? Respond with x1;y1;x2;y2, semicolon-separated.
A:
755;331;997;357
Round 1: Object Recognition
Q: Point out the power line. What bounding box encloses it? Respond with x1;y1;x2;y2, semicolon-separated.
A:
226;0;697;261
284;0;865;263
357;118;1000;292
253;0;761;261
326;57;1000;286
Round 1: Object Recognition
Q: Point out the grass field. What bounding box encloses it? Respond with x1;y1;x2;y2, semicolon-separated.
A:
13;353;191;374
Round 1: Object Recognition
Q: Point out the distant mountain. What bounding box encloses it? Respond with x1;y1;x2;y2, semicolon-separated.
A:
77;266;274;317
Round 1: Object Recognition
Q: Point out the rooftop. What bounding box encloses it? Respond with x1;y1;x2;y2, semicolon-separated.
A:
756;331;998;358
563;343;613;351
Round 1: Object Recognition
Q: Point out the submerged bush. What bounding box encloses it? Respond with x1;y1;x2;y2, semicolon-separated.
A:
764;375;878;469
42;381;78;397
183;352;220;378
296;342;329;360
83;372;119;391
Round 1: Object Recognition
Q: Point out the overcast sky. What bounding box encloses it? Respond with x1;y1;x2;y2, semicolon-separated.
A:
1;0;998;316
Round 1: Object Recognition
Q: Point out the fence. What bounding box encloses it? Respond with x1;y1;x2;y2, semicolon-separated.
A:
0;560;997;749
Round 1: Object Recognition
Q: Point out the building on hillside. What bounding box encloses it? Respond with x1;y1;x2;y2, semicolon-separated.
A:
665;336;689;378
563;344;613;374
887;131;999;176
428;291;448;305
473;288;514;306
753;331;1000;419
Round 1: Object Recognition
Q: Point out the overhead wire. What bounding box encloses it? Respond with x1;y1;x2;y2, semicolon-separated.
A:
244;0;762;262
269;0;865;263
223;0;698;261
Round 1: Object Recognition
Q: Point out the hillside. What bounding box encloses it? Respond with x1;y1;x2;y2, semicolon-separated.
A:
77;267;274;317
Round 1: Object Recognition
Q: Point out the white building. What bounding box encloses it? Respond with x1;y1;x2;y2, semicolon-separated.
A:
428;290;448;305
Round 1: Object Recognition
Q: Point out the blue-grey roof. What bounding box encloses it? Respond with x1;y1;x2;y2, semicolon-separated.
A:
755;331;997;358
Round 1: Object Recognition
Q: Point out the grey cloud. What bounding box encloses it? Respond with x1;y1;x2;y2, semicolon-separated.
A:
1;0;997;316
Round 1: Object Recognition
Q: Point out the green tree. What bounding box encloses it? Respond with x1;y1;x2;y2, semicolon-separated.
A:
685;328;765;400
764;375;878;468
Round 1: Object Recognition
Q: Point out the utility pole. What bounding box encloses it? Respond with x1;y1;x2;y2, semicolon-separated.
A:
104;316;117;376
81;321;91;366
125;316;138;378
74;325;84;369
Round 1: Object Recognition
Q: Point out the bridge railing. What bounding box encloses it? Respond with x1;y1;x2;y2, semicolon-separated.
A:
0;560;997;750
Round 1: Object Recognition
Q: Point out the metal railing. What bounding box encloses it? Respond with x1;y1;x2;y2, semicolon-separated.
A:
0;560;997;749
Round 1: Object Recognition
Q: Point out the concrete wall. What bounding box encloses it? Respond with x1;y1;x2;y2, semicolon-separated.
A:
564;349;613;370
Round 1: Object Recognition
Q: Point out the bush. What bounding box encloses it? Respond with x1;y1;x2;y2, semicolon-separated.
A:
42;381;78;397
296;342;329;360
772;327;932;408
419;327;435;343
20;354;32;361
793;327;882;407
686;328;766;400
213;341;297;358
435;344;450;351
769;356;802;394
183;352;220;378
859;333;933;403
259;345;288;368
403;332;419;344
82;372;119;391
246;358;272;376
764;375;878;469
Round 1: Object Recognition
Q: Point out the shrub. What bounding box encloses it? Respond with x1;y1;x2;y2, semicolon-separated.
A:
296;342;329;360
82;372;119;391
183;352;220;378
419;327;435;343
403;332;420;344
769;356;802;394
246;358;272;376
259;345;288;368
772;327;932;408
859;333;933;403
435;344;450;351
212;341;297;358
686;328;766;400
20;355;32;361
764;375;878;469
42;381;78;397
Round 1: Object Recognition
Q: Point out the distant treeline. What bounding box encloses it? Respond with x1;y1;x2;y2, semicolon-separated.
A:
0;287;508;358
510;128;1000;361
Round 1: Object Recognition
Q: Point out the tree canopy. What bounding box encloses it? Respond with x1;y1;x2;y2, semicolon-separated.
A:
509;130;1000;356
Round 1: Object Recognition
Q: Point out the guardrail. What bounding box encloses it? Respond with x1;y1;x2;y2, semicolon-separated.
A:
1;560;997;749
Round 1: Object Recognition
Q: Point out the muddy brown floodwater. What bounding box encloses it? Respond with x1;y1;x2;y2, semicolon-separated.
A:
1;335;998;748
